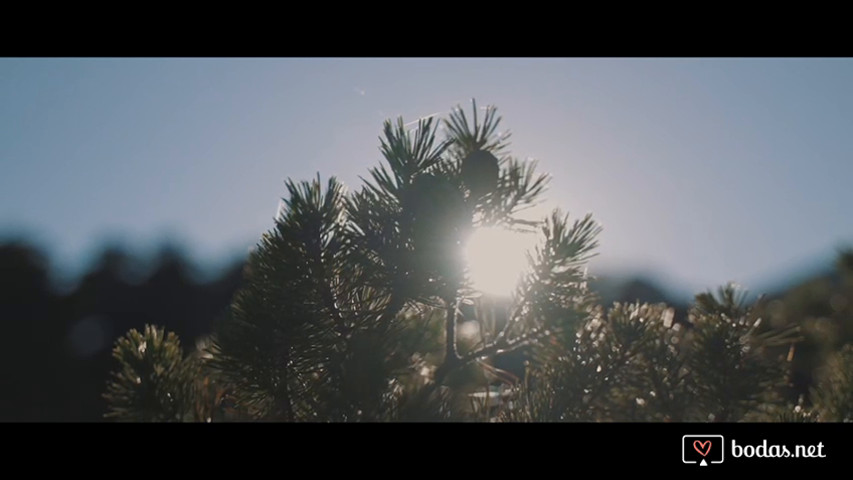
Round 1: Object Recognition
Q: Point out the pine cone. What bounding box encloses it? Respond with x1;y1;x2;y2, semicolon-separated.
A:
461;149;499;200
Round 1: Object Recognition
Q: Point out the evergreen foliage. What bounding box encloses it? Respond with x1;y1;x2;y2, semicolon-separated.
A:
511;286;797;422
101;101;853;422
811;345;853;421
104;325;197;422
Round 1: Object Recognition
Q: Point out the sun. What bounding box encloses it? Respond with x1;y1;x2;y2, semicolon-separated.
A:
464;226;536;297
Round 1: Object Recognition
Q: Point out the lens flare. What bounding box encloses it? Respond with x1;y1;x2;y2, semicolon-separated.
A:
464;227;536;297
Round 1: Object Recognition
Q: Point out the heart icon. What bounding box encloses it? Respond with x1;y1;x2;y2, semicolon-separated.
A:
693;440;712;457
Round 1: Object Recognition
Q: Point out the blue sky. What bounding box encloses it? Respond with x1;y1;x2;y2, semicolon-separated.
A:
2;58;852;295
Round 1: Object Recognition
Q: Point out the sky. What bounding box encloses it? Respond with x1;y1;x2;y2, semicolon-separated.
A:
2;58;852;296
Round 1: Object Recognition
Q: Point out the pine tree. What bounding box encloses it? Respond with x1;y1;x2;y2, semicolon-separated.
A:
204;100;569;421
104;100;830;422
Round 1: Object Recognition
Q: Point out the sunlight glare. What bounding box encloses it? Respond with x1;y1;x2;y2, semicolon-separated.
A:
464;227;536;297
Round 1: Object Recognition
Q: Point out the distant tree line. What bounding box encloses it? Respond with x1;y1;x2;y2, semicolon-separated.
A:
4;237;853;421
0;241;244;421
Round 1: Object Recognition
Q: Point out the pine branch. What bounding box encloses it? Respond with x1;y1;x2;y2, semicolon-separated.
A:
444;99;510;156
104;325;196;422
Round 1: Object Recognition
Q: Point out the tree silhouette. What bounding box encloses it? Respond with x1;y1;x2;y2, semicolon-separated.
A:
0;242;68;421
102;101;853;422
0;238;246;421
